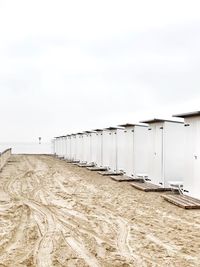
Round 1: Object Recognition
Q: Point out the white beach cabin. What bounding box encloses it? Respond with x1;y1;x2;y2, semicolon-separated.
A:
101;128;112;170
77;131;95;167
140;119;184;188
92;129;103;167
70;134;78;162
65;135;72;161
173;111;200;199
85;131;97;165
101;127;124;174
118;123;148;178
75;133;83;163
79;132;88;164
63;135;68;160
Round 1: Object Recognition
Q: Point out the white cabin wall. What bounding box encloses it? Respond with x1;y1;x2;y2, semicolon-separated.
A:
77;135;83;162
116;129;125;172
64;137;68;159
108;131;116;171
91;133;97;163
183;117;200;199
133;126;148;175
164;122;184;187
102;131;111;168
67;136;71;160
95;132;103;167
71;136;76;160
121;127;134;177
82;134;88;163
84;134;91;163
147;123;163;186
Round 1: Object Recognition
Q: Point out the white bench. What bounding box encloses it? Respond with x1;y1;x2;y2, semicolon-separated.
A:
136;173;149;182
168;181;183;194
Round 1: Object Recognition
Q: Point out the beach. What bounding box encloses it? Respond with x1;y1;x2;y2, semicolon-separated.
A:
0;155;200;267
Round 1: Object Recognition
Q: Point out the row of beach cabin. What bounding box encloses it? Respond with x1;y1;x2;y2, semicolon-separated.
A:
52;111;200;204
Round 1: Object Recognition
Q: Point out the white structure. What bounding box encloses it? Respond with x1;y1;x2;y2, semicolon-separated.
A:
174;111;200;199
76;133;83;162
82;131;97;164
102;128;112;169
140;119;184;188
63;135;68;159
118;123;148;178
65;135;72;161
70;134;78;161
79;133;88;163
90;131;98;164
102;127;124;172
92;129;103;167
60;136;66;158
82;132;91;163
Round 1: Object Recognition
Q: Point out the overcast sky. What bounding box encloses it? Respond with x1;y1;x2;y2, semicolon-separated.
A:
0;0;200;142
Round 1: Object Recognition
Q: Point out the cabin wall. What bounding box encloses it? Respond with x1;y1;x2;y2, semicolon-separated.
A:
91;133;97;163
76;135;82;162
63;137;67;159
147;122;164;186
82;135;88;163
116;129;126;172
95;132;103;167
102;131;111;168
121;127;134;177
183;117;200;199
66;137;71;160
133;126;148;176
164;122;184;187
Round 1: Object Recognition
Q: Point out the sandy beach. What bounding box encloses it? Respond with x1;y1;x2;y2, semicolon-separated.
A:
0;155;200;267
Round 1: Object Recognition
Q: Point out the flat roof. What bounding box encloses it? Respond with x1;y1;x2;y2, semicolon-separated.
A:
104;126;124;130
118;123;148;128
92;129;103;132
83;130;96;134
55;135;67;138
173;111;200;118
140;118;184;124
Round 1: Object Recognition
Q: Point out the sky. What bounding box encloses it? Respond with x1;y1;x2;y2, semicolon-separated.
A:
0;0;200;142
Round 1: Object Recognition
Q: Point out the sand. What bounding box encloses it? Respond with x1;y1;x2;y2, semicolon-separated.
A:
0;155;200;267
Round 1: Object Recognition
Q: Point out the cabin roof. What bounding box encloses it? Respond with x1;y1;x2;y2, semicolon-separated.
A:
140;118;183;124
118;123;148;128
173;111;200;118
83;130;96;134
104;126;124;130
92;129;103;132
55;135;67;138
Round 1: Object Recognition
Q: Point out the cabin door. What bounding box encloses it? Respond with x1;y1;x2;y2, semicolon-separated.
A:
148;123;163;186
193;120;200;198
124;128;134;177
185;119;200;198
108;131;116;171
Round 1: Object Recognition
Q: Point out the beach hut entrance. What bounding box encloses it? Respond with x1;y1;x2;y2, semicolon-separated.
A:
184;118;200;198
148;123;164;186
